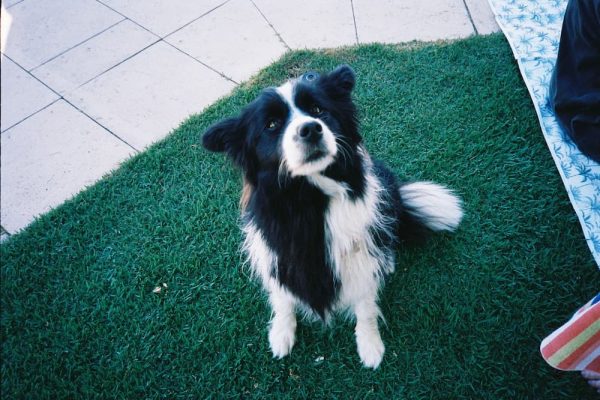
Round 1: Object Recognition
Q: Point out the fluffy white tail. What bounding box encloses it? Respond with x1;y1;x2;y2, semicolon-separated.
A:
399;181;463;232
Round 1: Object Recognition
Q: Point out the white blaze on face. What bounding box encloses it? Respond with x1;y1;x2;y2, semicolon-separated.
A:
277;82;337;176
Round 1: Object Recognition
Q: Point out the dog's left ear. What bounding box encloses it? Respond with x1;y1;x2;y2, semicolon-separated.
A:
202;117;244;159
323;64;355;97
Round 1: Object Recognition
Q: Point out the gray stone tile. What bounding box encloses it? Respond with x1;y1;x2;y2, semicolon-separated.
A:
100;0;226;37
0;0;123;70
31;20;159;95
67;41;235;150
465;0;500;35
0;100;134;233
1;55;59;131
353;0;474;44
166;0;286;83
252;0;357;49
3;0;24;8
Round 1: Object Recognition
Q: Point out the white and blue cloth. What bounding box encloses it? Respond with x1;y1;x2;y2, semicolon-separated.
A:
488;0;600;267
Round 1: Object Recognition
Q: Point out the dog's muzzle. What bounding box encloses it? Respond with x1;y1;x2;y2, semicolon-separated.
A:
297;121;331;163
282;117;337;176
297;121;323;144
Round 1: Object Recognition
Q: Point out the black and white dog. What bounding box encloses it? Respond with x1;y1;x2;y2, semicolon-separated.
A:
202;65;463;368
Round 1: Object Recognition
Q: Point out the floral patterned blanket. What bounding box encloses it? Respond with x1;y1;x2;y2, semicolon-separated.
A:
488;0;600;267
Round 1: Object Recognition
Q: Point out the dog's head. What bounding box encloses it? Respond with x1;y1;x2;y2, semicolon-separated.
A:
202;65;360;182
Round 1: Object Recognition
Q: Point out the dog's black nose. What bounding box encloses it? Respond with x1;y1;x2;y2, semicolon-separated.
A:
298;121;322;143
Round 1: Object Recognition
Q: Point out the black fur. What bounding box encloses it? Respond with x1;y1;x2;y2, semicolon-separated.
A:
245;173;336;317
372;162;429;245
202;65;462;367
202;66;368;316
202;65;431;316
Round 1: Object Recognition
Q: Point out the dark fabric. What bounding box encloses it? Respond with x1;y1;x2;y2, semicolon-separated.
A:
549;0;600;163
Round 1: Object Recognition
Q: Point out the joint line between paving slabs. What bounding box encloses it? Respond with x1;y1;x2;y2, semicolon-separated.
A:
350;0;359;44
0;97;62;134
94;0;238;84
162;0;232;39
29;18;127;73
75;38;162;88
0;53;65;133
162;41;239;84
95;0;231;40
4;0;25;9
95;0;160;38
462;0;479;36
250;0;291;51
60;97;140;152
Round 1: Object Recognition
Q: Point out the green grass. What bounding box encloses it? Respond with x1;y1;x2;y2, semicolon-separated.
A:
2;34;598;399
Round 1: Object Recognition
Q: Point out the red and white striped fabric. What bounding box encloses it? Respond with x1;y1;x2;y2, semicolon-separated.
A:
540;294;600;372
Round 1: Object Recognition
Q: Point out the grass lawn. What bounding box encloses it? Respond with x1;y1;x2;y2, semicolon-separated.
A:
1;34;598;399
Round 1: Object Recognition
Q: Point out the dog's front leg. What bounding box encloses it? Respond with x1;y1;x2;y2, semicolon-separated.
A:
354;299;385;369
267;283;297;359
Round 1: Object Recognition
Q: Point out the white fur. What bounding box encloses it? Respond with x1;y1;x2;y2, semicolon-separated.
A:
243;222;299;358
242;84;461;369
244;157;393;368
277;82;337;176
308;154;392;368
242;222;276;288
354;299;385;368
267;283;297;358
243;153;462;369
399;181;463;231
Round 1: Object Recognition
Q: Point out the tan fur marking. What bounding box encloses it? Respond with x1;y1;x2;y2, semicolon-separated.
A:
240;178;254;211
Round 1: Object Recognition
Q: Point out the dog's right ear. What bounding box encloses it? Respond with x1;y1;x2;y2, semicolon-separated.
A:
202;117;243;155
322;64;355;98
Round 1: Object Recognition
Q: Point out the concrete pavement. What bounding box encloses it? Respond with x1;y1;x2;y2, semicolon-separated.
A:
0;0;499;239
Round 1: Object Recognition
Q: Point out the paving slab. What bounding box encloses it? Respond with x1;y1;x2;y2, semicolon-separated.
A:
100;0;227;37
0;0;500;236
353;0;474;44
252;0;357;49
0;100;135;234
31;20;159;95
0;0;123;70
465;0;500;35
166;0;286;83
2;0;23;8
1;55;59;131
67;41;235;150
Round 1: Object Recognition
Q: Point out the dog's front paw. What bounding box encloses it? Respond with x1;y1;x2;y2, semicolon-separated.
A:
268;319;296;358
356;331;385;369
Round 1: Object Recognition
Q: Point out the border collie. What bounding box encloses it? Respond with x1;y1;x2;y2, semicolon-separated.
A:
202;65;463;368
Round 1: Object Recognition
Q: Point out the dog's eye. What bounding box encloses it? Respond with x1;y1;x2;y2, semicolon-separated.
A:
266;119;281;131
310;105;323;116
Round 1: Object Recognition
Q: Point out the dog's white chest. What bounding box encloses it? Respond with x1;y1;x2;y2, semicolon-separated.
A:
309;173;388;305
325;193;372;262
